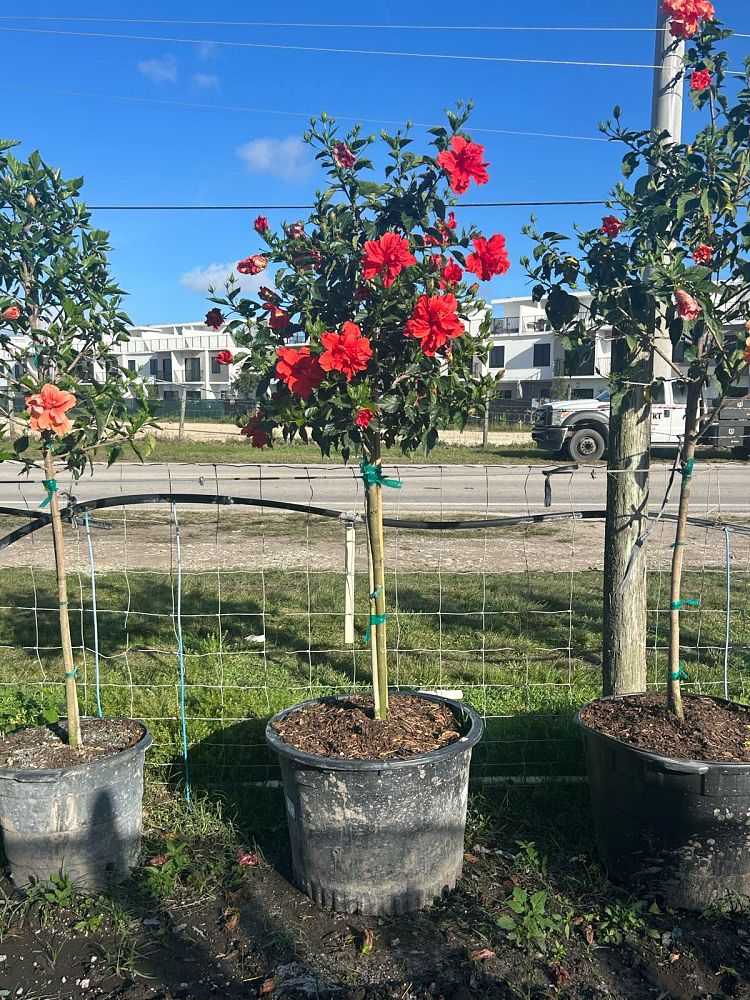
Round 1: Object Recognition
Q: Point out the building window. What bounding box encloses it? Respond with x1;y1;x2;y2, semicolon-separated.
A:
185;358;201;382
211;355;222;375
533;343;551;367
186;390;201;401
127;360;136;372
163;390;177;401
673;341;686;363
162;357;172;382
149;358;158;377
489;346;505;369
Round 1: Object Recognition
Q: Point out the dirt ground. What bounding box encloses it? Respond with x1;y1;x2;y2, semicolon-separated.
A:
0;508;744;575
1;833;748;1000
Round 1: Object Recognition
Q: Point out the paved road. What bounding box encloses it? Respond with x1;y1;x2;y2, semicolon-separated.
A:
0;460;746;519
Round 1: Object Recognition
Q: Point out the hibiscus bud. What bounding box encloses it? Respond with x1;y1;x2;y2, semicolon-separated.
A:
26;193;36;209
2;306;20;321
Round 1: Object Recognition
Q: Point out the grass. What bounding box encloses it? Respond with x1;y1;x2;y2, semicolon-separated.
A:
116;437;547;466
0;565;746;794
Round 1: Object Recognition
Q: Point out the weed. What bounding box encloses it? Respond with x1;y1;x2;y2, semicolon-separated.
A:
0;689;59;738
593;900;659;946
496;887;570;954
141;840;191;900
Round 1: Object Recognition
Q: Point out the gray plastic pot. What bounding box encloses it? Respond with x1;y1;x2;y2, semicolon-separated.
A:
0;718;152;889
577;696;750;910
266;692;484;916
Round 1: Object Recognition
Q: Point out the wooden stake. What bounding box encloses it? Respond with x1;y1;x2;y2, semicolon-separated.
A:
364;439;389;719
44;449;82;747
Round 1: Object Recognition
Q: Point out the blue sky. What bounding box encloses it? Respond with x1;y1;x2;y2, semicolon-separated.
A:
2;2;749;325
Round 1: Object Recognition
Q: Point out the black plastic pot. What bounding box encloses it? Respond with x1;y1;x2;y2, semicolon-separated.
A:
0;718;152;890
266;692;484;916
577;696;750;910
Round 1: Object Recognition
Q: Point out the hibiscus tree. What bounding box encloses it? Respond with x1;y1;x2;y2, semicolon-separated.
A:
209;106;509;718
0;141;153;746
524;11;750;718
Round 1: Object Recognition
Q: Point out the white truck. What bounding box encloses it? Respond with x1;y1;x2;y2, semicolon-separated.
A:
531;382;750;461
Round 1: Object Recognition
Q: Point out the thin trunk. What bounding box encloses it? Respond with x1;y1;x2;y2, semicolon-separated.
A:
603;335;651;695
364;437;388;719
365;520;381;717
482;392;490;448
667;377;701;720
43;450;82;747
179;390;187;442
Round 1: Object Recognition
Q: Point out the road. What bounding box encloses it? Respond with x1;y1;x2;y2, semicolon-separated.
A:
0;460;745;520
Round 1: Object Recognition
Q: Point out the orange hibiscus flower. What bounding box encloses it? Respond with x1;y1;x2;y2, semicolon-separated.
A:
25;384;76;436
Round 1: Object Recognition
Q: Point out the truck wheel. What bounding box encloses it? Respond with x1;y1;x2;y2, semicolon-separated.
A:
567;427;606;462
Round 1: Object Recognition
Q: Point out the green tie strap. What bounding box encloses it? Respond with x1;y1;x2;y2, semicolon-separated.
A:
40;478;58;508
681;457;695;482
364;613;387;643
670;662;690;682
360;460;402;490
64;666;78;680
671;598;700;610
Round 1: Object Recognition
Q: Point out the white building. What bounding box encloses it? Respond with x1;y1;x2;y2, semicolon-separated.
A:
115;322;240;401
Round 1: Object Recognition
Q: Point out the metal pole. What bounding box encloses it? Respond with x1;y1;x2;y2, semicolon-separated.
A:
179;387;187;441
341;512;357;646
724;527;731;700
651;2;686;382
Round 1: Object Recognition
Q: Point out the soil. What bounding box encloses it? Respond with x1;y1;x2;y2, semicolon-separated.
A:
271;694;462;760
0;717;145;770
580;692;750;762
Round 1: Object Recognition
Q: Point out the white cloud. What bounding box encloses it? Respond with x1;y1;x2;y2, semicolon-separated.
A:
137;54;178;83
236;136;314;182
180;262;265;296
193;73;219;90
198;42;218;60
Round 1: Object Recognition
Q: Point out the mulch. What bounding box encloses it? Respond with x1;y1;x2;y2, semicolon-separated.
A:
580;692;750;762
0;718;145;770
271;694;462;760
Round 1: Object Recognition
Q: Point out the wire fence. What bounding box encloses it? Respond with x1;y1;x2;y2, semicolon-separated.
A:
0;459;747;795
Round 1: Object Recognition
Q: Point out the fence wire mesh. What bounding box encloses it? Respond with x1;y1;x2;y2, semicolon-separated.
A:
0;459;747;793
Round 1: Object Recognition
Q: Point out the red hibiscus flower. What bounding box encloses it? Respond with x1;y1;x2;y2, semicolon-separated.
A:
691;69;713;91
423;233;442;248
661;0;714;38
276;346;324;398
600;216;623;238
264;304;291;330
285;221;305;240
258;286;279;303
437;136;489;195
2;306;20;321
446;211;457;229
237;255;267;275
692;243;713;264
253;215;270;234
204;308;225;330
465;234;511;280
319;321;373;380
355;407;376;429
440;259;463;288
241;416;270;449
404;293;465;356
25;384;76;436
333;142;357;169
675;288;701;319
362;232;417;288
215;350;234;365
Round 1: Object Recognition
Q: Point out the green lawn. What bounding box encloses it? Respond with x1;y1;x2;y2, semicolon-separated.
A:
0;567;746;793
127;437;547;466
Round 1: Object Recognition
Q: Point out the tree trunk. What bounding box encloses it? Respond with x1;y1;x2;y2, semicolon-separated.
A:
602;336;651;695
179;390;187;442
667;377;701;720
364;438;389;719
44;450;82;747
482;392;490;448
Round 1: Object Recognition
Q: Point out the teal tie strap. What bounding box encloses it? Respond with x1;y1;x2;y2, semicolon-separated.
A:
40;478;58;508
64;666;78;680
364;613;387;643
360;460;402;490
681;457;695;482
671;598;700;610
670;662;690;682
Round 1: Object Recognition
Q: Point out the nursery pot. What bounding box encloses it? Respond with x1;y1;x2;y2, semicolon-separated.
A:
266;692;483;916
0;718;152;890
577;695;750;910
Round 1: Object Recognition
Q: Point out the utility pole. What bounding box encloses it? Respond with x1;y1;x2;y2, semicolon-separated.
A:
602;4;685;696
651;4;686;382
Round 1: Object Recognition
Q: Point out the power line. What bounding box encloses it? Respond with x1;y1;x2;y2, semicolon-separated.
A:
0;16;665;31
0;26;663;69
86;200;606;210
0;85;608;144
4;16;747;37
